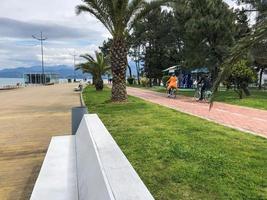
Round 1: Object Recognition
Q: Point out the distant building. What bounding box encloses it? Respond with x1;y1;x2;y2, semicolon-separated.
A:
162;66;209;88
24;73;59;84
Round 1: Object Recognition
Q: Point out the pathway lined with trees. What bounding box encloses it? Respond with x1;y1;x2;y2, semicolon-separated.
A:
128;87;267;138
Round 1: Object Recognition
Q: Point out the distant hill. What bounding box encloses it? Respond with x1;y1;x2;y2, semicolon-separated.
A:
0;61;140;78
0;65;90;78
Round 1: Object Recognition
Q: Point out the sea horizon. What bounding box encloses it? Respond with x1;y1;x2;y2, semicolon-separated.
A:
0;77;108;87
0;77;24;86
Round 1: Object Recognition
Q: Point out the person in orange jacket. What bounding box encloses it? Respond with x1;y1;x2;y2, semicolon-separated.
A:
166;74;178;96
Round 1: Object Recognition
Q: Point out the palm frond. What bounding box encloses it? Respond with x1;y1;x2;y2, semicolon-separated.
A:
76;1;114;35
77;51;111;78
210;19;267;108
127;0;170;31
80;54;95;63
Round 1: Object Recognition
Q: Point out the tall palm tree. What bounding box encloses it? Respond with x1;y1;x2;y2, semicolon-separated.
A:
76;0;167;101
76;51;110;91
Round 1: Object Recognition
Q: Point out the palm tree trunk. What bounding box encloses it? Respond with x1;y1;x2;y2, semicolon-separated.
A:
111;38;128;101
95;78;103;91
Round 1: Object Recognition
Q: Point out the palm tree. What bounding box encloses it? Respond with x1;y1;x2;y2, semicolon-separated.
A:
76;51;110;91
76;0;166;101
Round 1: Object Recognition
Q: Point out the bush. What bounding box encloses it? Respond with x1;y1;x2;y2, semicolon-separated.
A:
162;75;170;86
127;77;135;85
225;60;256;98
140;77;149;87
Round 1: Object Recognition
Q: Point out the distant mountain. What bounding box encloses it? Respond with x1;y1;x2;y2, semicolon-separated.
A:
0;65;91;78
0;61;141;78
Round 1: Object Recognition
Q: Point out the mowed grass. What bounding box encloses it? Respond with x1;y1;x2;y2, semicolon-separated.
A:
83;86;267;200
134;85;267;110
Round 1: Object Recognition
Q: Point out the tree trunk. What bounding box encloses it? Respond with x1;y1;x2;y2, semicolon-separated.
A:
212;65;219;84
111;38;128;102
149;78;152;87
92;76;96;85
136;46;141;85
259;67;264;90
128;64;132;78
95;78;104;91
241;82;250;96
135;60;140;85
234;88;243;99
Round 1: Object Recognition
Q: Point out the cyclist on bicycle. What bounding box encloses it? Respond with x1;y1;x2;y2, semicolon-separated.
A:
166;74;178;97
197;74;210;101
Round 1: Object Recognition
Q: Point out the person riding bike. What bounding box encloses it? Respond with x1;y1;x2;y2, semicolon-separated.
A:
166;74;178;97
197;74;210;101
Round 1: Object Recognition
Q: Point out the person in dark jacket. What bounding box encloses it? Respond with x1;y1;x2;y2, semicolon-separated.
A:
198;75;210;100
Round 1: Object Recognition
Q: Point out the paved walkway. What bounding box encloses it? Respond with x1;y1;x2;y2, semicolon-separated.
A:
0;84;80;200
128;87;267;139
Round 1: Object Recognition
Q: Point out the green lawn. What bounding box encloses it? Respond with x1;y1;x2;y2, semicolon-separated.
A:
83;86;267;200
132;85;267;110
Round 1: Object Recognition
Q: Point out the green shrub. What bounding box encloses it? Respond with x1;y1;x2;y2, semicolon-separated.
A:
140;77;149;87
225;59;257;98
127;77;135;85
162;75;170;86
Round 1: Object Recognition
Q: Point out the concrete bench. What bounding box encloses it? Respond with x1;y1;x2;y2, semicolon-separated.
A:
30;114;154;200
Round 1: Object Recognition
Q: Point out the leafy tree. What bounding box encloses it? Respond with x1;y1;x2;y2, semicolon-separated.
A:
129;47;142;84
131;8;181;86
225;59;256;98
236;0;267;15
173;0;236;82
234;8;251;39
251;41;267;89
76;0;166;101
99;39;113;57
235;0;267;89
211;18;267;105
76;51;110;91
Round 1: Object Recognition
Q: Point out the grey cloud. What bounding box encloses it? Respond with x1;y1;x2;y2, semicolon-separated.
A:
0;38;99;68
0;17;102;40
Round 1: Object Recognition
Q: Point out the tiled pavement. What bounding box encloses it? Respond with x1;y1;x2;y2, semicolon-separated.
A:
127;87;267;139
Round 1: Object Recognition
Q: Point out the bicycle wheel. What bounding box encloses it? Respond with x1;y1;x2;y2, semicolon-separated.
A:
194;90;200;100
173;89;177;99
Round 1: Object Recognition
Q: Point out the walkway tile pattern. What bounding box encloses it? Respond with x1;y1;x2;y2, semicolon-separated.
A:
127;87;267;139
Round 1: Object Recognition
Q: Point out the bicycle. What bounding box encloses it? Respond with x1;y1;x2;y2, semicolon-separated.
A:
166;87;177;99
194;84;212;102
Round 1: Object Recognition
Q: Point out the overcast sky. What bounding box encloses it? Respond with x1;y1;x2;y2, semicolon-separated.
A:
0;0;237;69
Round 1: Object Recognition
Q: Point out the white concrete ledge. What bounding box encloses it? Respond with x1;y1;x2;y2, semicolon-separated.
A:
30;114;154;200
30;136;78;200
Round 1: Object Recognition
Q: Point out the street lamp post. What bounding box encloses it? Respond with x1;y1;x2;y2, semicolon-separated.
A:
70;52;77;82
32;32;47;84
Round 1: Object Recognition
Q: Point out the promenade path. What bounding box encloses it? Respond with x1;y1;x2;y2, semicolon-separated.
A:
0;84;80;200
128;87;267;139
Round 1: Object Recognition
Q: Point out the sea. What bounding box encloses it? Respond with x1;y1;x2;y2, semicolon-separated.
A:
0;77;108;88
0;78;24;87
0;77;68;88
